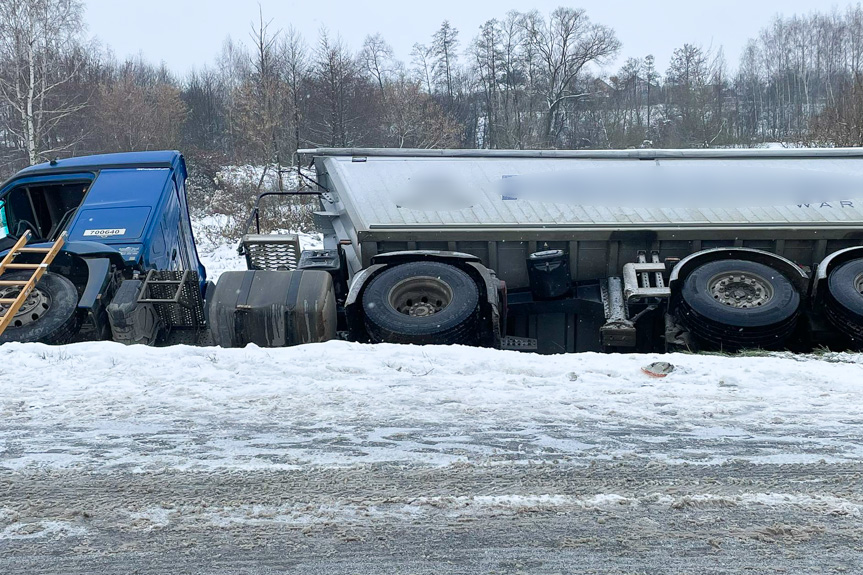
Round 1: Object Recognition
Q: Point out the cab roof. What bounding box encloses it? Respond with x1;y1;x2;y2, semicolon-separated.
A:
13;151;184;178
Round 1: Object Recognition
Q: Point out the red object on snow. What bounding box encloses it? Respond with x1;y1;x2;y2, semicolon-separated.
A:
641;361;675;378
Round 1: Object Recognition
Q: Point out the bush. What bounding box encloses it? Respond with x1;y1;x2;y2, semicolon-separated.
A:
187;159;318;236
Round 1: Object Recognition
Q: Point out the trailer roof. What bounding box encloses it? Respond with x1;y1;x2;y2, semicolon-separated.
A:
300;146;863;159
311;149;863;233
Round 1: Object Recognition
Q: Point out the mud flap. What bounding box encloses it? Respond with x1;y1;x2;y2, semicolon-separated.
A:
106;279;162;345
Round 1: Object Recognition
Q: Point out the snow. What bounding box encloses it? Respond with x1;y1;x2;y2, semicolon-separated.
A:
214;164;304;192
108;490;863;533
0;518;86;541
1;341;862;472
190;215;322;281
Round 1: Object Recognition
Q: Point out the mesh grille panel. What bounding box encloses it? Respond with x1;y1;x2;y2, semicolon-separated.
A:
242;234;301;271
138;270;205;328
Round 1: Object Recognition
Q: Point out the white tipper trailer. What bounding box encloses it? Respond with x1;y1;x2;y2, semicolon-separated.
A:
222;147;863;354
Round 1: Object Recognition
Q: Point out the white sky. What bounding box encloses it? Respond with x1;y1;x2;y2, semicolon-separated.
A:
84;0;849;76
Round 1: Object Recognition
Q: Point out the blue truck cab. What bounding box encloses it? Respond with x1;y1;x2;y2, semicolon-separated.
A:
0;151;206;342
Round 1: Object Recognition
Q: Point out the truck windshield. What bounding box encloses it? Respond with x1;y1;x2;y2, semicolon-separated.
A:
2;180;89;241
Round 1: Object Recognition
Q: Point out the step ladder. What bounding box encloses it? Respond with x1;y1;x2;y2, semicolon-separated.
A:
0;231;67;338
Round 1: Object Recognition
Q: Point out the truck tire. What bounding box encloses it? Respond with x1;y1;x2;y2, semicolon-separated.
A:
676;259;800;350
362;261;479;345
0;271;80;345
824;258;863;343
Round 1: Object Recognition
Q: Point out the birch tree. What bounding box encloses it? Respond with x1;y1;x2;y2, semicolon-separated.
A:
0;0;86;165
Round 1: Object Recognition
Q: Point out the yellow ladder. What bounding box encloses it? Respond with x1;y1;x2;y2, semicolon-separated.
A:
0;230;67;338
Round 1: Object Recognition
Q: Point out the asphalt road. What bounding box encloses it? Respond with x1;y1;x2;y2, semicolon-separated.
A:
3;459;863;574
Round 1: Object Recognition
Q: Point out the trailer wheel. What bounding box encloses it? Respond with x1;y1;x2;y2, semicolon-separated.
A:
824;258;863;343
676;259;800;350
0;271;80;345
362;261;479;345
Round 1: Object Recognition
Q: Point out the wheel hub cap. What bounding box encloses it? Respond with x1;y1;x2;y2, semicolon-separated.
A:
708;272;773;309
855;272;863;297
407;302;437;317
388;276;453;317
0;285;51;327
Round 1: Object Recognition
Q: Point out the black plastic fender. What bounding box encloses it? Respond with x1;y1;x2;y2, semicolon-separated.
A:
106;279;162;345
813;246;863;301
669;248;810;296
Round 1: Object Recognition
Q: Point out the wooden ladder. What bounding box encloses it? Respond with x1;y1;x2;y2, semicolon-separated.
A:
0;230;67;338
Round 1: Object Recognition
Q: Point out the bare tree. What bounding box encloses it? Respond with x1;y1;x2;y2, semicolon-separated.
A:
410;43;434;94
521;7;620;146
360;33;394;99
280;27;307;160
95;59;187;152
432;21;459;104
312;27;360;147
231;9;292;189
811;72;863;146
0;0;87;165
383;72;460;148
665;43;710;146
643;54;657;137
498;11;528;148
472;19;501;148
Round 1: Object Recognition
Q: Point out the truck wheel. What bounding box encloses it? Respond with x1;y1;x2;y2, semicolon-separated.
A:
0;271;80;344
362;261;479;345
676;259;800;350
824;258;863;344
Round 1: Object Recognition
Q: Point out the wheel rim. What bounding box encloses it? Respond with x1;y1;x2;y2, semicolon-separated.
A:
855;272;863;297
708;271;773;309
0;285;52;327
387;276;453;317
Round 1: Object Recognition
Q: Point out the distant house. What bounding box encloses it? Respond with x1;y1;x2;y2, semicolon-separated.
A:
593;78;614;95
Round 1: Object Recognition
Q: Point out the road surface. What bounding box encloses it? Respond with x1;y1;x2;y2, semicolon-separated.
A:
2;342;862;573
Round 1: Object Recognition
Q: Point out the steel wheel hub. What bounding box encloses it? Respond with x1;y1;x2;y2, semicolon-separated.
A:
0;285;51;327
708;271;773;309
388;276;453;317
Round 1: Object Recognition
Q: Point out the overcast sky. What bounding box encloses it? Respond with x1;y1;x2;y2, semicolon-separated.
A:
84;0;850;76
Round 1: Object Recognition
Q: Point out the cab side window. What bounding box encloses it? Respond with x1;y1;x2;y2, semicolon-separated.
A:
0;201;8;239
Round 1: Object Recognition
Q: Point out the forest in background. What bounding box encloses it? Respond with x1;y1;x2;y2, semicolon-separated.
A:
3;0;863;215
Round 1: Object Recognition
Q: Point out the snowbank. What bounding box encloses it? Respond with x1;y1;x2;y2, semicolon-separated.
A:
1;341;861;472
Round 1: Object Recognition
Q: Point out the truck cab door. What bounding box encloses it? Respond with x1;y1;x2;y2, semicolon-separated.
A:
172;172;207;285
160;182;182;271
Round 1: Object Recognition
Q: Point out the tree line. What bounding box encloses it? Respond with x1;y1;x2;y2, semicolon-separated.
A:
3;1;863;200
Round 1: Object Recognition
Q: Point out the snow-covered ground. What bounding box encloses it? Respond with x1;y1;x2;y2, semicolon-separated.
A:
1;341;861;472
190;215;322;281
